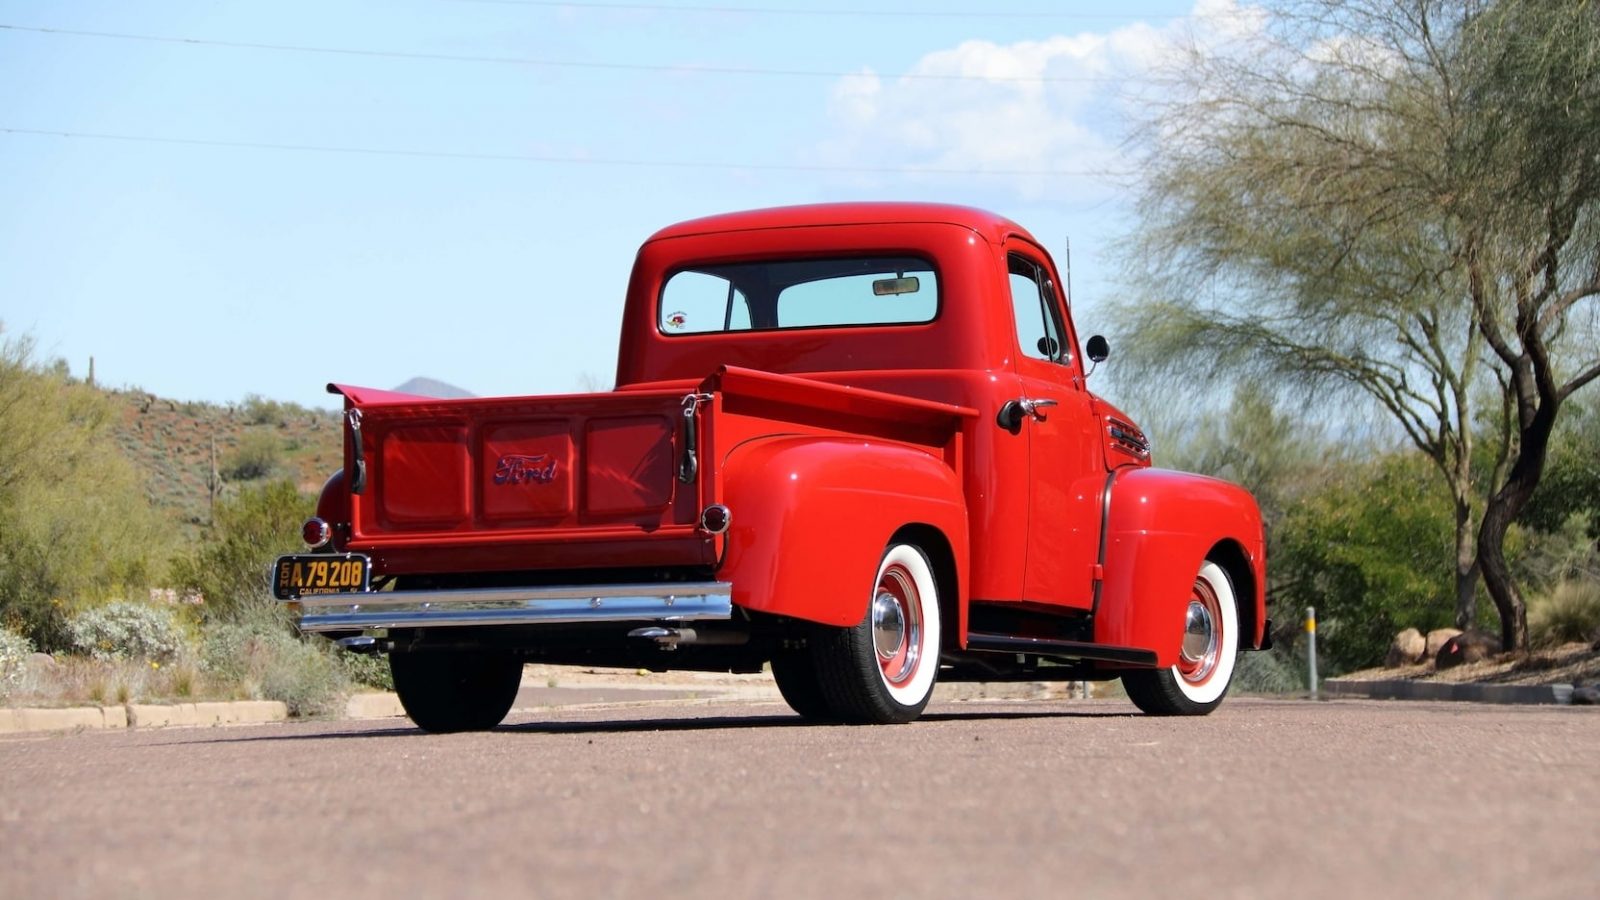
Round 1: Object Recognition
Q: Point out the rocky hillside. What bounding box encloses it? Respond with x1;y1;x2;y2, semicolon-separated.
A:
106;390;343;534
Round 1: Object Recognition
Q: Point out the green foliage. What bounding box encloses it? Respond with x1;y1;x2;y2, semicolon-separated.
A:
1528;580;1600;648
221;430;285;482
65;601;188;663
338;650;394;691
170;479;313;620
1232;648;1304;696
239;394;307;427
0;625;34;701
1521;403;1600;540
199;618;350;716
0;327;175;649
1115;0;1600;649
1275;454;1459;672
1150;383;1336;530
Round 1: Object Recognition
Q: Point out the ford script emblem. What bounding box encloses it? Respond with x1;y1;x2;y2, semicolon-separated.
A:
493;454;557;486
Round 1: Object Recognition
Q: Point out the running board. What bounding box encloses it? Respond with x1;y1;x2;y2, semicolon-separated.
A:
963;632;1158;667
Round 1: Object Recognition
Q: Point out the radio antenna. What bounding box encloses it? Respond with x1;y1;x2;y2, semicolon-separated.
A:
1063;237;1072;308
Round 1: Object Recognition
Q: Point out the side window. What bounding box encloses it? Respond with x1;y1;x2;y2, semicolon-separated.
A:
659;271;750;334
1008;255;1065;363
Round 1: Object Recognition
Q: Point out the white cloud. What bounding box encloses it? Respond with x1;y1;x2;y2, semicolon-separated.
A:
811;1;1271;201
828;68;882;126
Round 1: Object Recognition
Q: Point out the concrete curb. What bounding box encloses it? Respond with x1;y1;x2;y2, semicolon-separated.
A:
1324;679;1576;705
0;693;407;736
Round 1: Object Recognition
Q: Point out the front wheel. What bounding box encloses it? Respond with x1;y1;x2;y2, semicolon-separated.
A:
1122;560;1239;716
810;543;943;724
390;649;523;733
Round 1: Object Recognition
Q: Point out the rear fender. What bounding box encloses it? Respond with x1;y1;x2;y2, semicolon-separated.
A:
719;437;968;628
316;469;351;551
1095;467;1267;666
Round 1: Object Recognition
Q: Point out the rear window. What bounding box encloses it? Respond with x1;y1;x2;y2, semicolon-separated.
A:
659;256;938;335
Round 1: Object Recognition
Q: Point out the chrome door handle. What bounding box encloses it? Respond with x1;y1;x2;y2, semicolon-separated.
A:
1018;398;1057;420
997;397;1058;433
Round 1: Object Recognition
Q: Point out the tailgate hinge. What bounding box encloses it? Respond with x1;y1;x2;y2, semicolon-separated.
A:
678;392;713;483
347;408;367;494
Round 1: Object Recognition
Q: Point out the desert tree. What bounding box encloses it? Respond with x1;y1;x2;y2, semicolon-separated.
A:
1114;0;1598;649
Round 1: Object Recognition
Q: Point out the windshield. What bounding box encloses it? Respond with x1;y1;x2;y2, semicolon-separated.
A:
659;256;938;335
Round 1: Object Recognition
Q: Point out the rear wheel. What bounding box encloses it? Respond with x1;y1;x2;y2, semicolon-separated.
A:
812;543;942;724
1122;560;1239;716
770;649;833;720
390;649;523;733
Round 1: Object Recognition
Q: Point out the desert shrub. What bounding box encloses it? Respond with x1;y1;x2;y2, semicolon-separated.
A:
1528;579;1600;647
171;479;313;619
240;394;286;427
222;430;284;481
1232;647;1304;695
0;625;34;700
200;620;349;716
66;601;188;662
0;327;173;649
338;650;394;691
1273;453;1458;672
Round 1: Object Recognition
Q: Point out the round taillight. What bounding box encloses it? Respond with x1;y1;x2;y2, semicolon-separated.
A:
699;504;731;535
302;517;332;549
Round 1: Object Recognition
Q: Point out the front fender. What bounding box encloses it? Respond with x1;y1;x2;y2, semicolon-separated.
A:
1094;467;1267;666
719;437;968;628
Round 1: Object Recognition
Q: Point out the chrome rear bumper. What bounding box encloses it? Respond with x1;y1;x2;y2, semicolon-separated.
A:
286;581;734;633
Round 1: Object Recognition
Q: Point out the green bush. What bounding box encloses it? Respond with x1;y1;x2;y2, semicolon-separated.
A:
0;625;34;701
1232;647;1305;695
1528;579;1600;647
66;601;188;663
0;328;174;650
221;431;284;482
171;480;313;620
1273;453;1458;672
200;619;350;716
338;650;394;691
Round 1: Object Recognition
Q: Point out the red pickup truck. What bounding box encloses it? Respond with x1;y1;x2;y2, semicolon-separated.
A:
275;202;1269;731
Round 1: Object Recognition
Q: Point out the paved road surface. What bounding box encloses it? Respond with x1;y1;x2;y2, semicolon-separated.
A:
2;697;1595;899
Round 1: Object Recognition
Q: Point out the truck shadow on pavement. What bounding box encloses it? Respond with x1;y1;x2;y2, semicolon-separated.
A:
167;706;1140;747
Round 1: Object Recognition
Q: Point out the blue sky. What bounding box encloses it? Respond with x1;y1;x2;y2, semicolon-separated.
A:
1;0;1260;410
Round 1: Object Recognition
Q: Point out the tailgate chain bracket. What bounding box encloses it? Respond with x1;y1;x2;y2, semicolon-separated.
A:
347;408;367;494
678;392;714;483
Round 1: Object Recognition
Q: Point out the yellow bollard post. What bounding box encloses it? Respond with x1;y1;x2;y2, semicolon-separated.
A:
1306;606;1319;700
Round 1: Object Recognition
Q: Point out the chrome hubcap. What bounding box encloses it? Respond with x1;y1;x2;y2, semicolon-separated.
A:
873;590;906;660
1180;598;1217;680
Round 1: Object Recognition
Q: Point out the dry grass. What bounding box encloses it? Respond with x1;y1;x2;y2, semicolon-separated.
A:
1342;641;1600;687
10;656;221;708
1529;579;1600;647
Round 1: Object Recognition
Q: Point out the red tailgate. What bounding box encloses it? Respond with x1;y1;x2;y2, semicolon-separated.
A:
330;385;712;576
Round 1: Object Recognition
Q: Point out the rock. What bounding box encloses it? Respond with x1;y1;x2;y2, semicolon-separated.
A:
24;653;59;674
1386;628;1427;667
1425;628;1463;659
1435;629;1501;669
1571;685;1600;706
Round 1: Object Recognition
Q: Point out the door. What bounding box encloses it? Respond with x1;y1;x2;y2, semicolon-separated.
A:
1006;248;1103;610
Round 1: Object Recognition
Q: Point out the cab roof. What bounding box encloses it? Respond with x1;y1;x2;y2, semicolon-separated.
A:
646;202;1034;247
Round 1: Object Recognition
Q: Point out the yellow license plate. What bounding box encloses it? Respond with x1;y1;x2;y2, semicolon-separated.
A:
273;554;370;600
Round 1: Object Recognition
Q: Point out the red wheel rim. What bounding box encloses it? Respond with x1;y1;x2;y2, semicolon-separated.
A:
872;564;923;687
1176;575;1223;686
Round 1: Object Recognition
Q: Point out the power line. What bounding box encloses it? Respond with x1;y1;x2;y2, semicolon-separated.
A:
445;0;1225;20
1;127;1126;178
0;23;1127;84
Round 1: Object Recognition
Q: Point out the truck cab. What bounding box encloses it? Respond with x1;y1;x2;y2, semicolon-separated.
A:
276;203;1269;731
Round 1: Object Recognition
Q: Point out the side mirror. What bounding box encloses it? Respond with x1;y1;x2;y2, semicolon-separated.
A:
1086;334;1110;363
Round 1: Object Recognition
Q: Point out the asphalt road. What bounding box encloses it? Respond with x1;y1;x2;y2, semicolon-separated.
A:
2;696;1595;899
